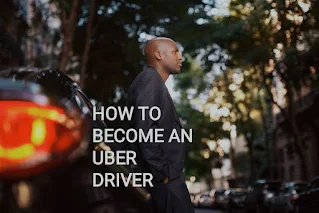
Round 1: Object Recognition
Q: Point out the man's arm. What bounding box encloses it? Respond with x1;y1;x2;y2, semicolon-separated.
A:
131;74;169;182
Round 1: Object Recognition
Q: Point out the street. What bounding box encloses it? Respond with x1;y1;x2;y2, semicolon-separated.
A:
195;208;244;213
195;208;224;213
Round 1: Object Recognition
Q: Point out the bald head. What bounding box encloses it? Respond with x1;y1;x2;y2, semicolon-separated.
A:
144;37;176;63
143;37;182;78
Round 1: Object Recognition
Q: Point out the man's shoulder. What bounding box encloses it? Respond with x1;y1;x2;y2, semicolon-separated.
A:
138;66;160;80
130;67;162;90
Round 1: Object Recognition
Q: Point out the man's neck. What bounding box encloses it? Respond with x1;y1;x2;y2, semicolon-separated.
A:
147;64;169;82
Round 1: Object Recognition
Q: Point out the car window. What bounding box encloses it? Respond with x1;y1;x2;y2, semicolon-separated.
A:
75;90;106;129
75;90;94;112
311;179;319;188
215;190;226;196
283;186;289;193
294;184;307;193
30;71;75;103
266;183;282;192
234;191;246;196
247;183;262;192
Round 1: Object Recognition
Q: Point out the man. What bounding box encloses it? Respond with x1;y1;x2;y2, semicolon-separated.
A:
128;37;194;213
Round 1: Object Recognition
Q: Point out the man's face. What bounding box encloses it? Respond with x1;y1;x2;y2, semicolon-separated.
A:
160;41;183;74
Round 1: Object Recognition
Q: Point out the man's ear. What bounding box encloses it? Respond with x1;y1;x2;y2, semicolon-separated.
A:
155;51;162;60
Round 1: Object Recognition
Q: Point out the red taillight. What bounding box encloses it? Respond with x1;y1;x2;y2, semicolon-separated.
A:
291;194;298;201
0;101;86;178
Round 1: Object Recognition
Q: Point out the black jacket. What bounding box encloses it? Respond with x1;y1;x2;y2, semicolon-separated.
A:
128;66;185;182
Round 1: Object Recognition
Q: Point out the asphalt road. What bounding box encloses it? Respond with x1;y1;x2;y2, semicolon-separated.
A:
195;208;244;213
195;208;224;213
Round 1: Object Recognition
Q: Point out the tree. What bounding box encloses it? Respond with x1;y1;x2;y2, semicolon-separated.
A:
69;0;213;105
57;0;81;71
173;58;246;180
79;0;95;87
171;0;319;180
0;0;28;66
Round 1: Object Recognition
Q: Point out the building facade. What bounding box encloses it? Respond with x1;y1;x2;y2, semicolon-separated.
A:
274;88;319;181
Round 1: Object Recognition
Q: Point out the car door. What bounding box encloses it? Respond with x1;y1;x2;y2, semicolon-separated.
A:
282;186;290;208
309;178;319;211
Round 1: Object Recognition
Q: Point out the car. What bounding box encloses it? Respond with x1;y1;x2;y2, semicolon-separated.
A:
244;179;282;213
225;188;248;212
213;189;227;209
192;193;202;207
270;182;307;213
294;176;319;213
197;191;215;208
0;68;152;213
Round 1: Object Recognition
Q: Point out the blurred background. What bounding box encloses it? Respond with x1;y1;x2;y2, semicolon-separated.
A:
1;0;319;212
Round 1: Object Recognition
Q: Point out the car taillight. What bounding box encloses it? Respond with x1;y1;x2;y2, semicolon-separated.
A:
291;193;298;201
0;101;86;178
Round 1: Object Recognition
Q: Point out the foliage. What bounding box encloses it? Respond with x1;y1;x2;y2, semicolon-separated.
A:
70;0;213;104
172;0;319;180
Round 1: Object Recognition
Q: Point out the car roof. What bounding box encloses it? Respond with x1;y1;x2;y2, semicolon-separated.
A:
284;181;308;186
0;67;80;99
0;67;94;115
255;179;282;184
0;78;41;92
0;67;74;84
311;176;319;184
230;188;248;192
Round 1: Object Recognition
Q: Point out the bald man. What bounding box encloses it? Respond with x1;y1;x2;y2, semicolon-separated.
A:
128;37;194;213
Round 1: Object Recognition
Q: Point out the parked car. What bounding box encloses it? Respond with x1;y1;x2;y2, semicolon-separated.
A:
0;68;151;213
225;188;248;212
263;181;283;210
190;193;196;203
214;189;227;208
245;179;282;213
269;182;307;213
294;176;319;213
192;193;202;207
198;190;215;208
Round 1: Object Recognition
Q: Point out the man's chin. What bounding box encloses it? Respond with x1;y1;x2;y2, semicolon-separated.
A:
171;69;181;75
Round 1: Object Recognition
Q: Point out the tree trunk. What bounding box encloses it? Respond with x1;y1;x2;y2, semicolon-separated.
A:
222;69;237;179
59;0;81;72
286;86;309;180
229;141;237;179
310;120;319;176
244;134;256;181
256;78;276;179
79;0;96;88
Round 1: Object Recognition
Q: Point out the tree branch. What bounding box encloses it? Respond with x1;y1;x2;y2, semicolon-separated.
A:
79;0;96;87
59;0;81;71
260;66;290;121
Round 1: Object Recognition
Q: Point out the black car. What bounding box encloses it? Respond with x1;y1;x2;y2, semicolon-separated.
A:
225;188;247;212
0;68;151;213
244;179;282;213
213;189;227;208
270;182;307;213
294;176;319;213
